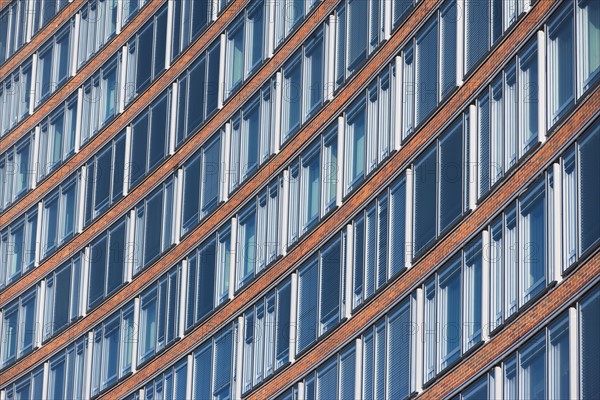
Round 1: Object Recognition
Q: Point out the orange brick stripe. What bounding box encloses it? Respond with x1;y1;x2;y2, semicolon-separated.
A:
0;0;169;153
0;0;85;78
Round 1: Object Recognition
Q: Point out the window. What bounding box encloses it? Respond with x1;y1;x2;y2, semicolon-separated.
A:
80;59;120;143
438;256;461;371
297;258;318;353
139;266;180;363
42;175;80;257
36;24;72;104
129;92;170;187
48;338;87;400
171;0;209;59
126;6;167;101
490;217;503;331
0;208;37;287
580;286;600;398
213;327;234;400
576;0;600;94
441;0;458;98
490;77;504;186
186;239;217;330
85;133;126;225
134;180;174;273
143;359;188;400
225;1;265;97
300;145;320;233
547;4;575;125
577;124;600;255
478;92;491;198
88;218;126;309
319;237;342;334
549;315;569;399
387;299;415;399
390;175;407;276
1;366;44;400
519;179;546;304
39;95;77;178
463;237;483;351
237;204;257;289
322;127;338;214
347;0;368;73
462;375;489;400
44;256;82;340
1;134;32;208
464;0;489;74
519;333;546;399
345;99;366;193
413;145;437;255
518;41;539;156
439;119;464;230
216;228;232;305
91;306;134;395
275;280;291;369
282;55;302;141
0;60;32;135
78;0;118;66
303;32;324;120
0;288;37;367
181;136;222;233
175;42;221;145
416;19;438;125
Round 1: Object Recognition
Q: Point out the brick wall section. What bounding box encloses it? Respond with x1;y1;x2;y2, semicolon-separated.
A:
0;0;84;77
419;252;600;400
0;0;579;385
0;0;169;152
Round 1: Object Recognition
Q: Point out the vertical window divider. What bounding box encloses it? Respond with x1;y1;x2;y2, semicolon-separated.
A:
165;0;174;70
169;82;178;156
119;47;128;114
74;88;83;153
289;271;298;362
125;209;136;282
235;315;245;398
281;169;290;255
80;246;90;317
116;0;123;35
482;229;491;342
568;306;578;399
222;123;231;202
34;202;42;267
32;126;41;188
468;104;478;211
132;297;140;373
325;16;336;102
84;331;93;398
415;286;424;394
551;162;563;284
336;116;345;207
493;365;503;398
174;169;183;244
25;0;34;41
72;14;81;77
218;34;226;109
354;337;363;398
383;0;392;40
537;30;547;142
274;72;283;154
77;165;87;234
179;259;188;339
456;0;465;85
394;56;403;151
266;0;275;58
404;167;413;268
344;224;354;320
123;126;132;196
34;282;44;349
228;216;237;299
42;357;50;398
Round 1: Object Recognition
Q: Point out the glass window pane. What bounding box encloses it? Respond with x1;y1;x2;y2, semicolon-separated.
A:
414;145;437;255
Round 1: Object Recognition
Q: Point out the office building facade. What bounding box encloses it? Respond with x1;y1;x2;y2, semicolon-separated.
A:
0;0;599;398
